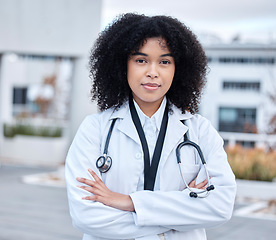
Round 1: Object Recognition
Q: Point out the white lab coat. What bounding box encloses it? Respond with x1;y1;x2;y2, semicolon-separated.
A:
65;101;236;240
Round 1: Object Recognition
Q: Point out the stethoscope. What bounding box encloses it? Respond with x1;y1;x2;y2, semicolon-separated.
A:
95;118;117;173
96;118;215;198
176;131;215;198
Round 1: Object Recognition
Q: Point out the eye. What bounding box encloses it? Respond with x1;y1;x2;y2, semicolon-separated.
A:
160;60;171;65
136;59;147;64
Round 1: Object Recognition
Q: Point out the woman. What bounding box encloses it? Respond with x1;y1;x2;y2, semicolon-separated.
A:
65;13;236;240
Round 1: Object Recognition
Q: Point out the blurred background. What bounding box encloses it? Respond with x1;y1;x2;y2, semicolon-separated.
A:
0;0;276;239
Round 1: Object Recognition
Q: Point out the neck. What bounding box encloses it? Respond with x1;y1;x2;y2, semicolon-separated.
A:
133;97;164;118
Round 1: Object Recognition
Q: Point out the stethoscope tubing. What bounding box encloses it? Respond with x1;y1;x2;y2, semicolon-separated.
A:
177;163;210;198
176;137;214;198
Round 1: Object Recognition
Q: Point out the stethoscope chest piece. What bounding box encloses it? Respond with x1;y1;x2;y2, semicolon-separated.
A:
96;154;112;173
96;118;117;173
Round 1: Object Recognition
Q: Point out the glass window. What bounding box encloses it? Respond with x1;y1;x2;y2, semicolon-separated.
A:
6;54;74;120
219;108;237;122
13;87;28;104
222;81;260;91
219;107;257;133
217;57;275;64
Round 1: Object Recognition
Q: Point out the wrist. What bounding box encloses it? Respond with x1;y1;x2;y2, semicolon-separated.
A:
126;195;135;212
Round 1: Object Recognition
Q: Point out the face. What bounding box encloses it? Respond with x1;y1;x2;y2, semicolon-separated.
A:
127;37;175;115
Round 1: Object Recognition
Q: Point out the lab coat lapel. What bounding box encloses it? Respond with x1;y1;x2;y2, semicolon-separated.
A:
161;106;192;165
110;103;193;155
111;103;141;145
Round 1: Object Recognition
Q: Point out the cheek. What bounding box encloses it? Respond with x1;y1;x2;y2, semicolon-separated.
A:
127;64;143;88
165;69;175;86
171;66;176;78
127;71;135;87
127;73;138;93
127;63;136;83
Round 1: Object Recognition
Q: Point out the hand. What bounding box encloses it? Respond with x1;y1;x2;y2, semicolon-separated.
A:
188;177;209;189
76;169;135;212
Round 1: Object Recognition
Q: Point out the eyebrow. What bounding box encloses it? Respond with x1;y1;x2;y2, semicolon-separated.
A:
131;52;173;57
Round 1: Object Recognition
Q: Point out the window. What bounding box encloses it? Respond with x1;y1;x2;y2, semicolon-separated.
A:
207;56;275;65
223;81;260;91
5;54;73;120
13;87;29;117
218;57;274;64
219;107;257;133
13;87;28;104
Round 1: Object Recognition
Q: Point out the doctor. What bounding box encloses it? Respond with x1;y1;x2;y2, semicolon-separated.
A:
65;13;236;240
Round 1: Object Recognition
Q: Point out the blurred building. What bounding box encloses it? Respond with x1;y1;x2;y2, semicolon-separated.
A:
0;0;101;166
0;1;275;167
201;41;276;149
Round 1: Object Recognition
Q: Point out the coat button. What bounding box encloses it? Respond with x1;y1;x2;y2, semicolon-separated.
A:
135;153;141;158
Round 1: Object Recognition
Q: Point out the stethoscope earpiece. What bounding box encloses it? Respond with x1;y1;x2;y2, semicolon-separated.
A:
206;185;215;191
189;192;198;198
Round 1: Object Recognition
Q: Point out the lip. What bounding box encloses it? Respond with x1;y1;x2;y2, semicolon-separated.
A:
142;83;161;91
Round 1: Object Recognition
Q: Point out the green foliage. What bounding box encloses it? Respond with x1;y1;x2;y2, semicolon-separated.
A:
227;145;276;182
3;123;62;138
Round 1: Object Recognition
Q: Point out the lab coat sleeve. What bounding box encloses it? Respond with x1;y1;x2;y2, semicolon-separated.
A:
65;115;167;239
129;116;236;231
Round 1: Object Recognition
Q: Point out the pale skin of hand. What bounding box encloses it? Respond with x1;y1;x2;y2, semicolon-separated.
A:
76;168;209;212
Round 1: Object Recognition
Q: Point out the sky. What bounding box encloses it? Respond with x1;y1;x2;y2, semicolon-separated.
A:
101;0;276;43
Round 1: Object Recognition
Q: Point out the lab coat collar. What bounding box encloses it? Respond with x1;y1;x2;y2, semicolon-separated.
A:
160;104;192;164
133;97;167;131
110;101;141;145
109;100;193;148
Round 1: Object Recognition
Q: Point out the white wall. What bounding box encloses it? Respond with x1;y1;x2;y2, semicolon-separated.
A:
0;0;101;56
68;56;99;140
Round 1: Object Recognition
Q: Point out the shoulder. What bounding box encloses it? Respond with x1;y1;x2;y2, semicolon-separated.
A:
79;103;129;132
188;113;219;136
81;107;116;127
189;114;211;130
171;105;220;141
189;114;224;149
170;104;210;129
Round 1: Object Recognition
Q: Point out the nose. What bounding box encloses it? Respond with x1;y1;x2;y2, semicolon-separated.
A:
146;63;159;79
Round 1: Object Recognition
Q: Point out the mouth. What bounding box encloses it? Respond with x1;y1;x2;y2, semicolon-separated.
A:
141;83;161;91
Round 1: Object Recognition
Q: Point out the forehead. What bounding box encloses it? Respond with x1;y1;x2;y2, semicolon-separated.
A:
139;37;169;51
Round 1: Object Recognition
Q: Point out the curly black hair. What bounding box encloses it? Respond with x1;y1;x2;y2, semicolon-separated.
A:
89;13;207;114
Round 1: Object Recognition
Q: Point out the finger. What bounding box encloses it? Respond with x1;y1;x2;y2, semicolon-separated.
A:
77;185;95;192
78;185;99;194
76;177;96;187
78;185;107;197
88;168;100;180
188;178;196;188
88;169;108;189
82;195;97;201
82;194;105;204
77;175;111;196
82;193;120;209
195;179;208;189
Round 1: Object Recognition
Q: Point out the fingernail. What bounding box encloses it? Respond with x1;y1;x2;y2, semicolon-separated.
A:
88;168;92;173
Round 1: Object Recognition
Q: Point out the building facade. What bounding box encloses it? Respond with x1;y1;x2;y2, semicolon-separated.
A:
0;0;101;166
201;42;276;149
